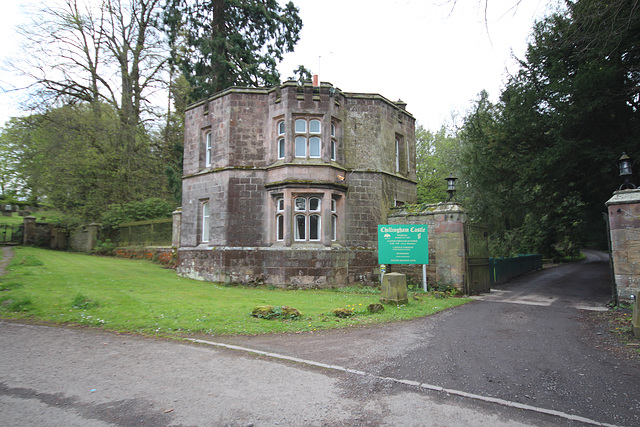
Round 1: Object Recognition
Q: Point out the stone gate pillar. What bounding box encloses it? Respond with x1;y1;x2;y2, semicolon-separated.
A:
606;189;640;300
172;208;182;247
432;203;467;291
23;216;37;245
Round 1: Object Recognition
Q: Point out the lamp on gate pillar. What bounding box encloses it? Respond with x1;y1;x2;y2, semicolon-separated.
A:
616;153;636;190
445;173;458;201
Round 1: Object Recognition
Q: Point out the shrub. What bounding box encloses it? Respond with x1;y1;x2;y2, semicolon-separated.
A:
367;303;385;313
1;297;32;312
331;307;355;318
92;239;117;256
71;293;99;310
251;305;301;320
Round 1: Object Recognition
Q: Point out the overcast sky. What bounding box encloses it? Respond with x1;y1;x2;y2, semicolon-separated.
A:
0;0;555;130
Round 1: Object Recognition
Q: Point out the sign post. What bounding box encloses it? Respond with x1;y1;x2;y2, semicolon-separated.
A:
378;225;429;290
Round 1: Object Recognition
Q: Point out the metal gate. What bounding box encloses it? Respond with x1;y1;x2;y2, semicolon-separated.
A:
0;224;22;245
465;223;490;294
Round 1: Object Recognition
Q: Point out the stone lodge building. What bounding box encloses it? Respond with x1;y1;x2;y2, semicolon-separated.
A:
176;80;416;287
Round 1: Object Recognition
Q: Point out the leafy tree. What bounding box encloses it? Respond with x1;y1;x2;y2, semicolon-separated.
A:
415;124;462;203
164;0;303;98
0;118;33;200
459;0;640;258
100;197;176;229
1;105;168;220
17;0;167;125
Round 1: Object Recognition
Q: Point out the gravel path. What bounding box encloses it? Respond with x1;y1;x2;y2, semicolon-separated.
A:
0;246;13;276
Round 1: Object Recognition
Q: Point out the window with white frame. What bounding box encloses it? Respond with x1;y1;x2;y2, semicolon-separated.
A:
294;118;322;158
205;132;212;167
330;123;336;161
294;196;321;241
275;197;284;241
331;198;337;241
277;120;285;159
395;138;400;172
201;201;210;242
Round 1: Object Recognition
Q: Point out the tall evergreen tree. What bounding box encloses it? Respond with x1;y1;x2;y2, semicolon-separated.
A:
460;0;640;257
164;0;303;99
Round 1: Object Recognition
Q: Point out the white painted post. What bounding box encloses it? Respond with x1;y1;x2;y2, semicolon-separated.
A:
422;264;427;292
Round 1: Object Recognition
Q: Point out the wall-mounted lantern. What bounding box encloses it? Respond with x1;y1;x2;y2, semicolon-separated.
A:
445;173;457;201
616;153;636;190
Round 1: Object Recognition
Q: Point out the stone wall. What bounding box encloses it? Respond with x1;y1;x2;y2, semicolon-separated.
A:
177;246;377;288
388;202;467;291
69;223;99;253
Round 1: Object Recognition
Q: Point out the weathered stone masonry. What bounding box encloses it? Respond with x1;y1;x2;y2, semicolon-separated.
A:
177;81;417;287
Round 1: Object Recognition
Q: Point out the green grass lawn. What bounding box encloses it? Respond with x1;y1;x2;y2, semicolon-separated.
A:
0;209;63;226
0;247;470;336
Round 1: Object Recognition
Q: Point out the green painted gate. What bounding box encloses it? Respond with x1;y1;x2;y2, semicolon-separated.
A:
465;223;490;294
0;224;22;245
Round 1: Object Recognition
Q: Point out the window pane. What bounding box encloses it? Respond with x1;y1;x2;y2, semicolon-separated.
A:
309;197;320;211
330;139;336;161
331;214;337;241
276;215;284;241
278;121;285;135
331;199;336;212
276;198;284;211
295;215;306;240
295;197;306;211
295;136;306;157
309;215;320;240
202;202;210;242
309;119;321;133
205;133;212;166
331;123;335;137
395;139;400;172
278;138;285;159
309;137;321;158
295;119;306;133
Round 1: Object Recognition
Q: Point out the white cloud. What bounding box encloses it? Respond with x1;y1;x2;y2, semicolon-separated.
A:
277;0;552;129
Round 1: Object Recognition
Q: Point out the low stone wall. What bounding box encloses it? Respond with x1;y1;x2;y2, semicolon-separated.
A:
177;246;378;288
113;246;175;266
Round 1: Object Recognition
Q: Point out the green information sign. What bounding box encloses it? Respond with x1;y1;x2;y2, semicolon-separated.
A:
378;225;429;264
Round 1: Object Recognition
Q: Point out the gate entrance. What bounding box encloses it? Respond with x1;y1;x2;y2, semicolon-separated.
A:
0;224;22;245
465;223;490;294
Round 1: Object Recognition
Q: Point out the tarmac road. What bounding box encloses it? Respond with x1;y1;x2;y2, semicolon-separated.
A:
1;249;638;426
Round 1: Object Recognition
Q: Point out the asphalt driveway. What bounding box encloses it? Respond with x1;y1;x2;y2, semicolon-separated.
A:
1;248;637;426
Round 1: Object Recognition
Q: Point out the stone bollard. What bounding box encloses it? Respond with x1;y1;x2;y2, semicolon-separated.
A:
633;292;640;339
380;272;408;305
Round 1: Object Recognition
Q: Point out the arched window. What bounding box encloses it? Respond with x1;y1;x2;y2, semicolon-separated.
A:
309;137;321;158
331;199;337;241
309;119;321;134
406;139;410;173
205;132;212;167
294;118;322;159
330;123;336;161
294;196;321;241
277;121;285;159
276;198;284;241
201;201;210;242
395;138;400;172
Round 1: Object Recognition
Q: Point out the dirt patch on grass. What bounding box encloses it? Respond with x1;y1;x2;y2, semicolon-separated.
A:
580;305;640;366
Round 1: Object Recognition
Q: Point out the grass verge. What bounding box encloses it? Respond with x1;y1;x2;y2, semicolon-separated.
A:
0;247;470;336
